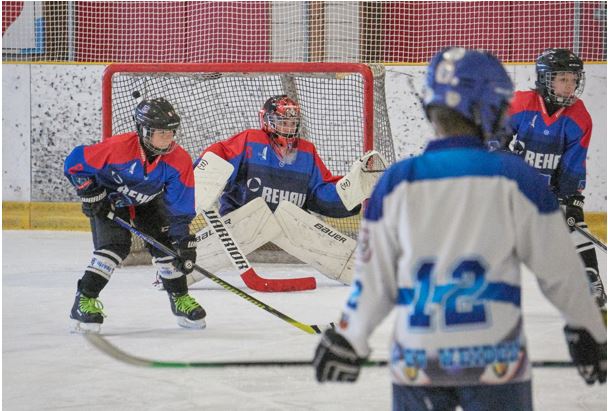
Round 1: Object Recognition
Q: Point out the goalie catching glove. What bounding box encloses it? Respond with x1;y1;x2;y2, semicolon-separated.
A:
172;235;197;275
336;151;388;211
563;325;607;385
313;328;364;382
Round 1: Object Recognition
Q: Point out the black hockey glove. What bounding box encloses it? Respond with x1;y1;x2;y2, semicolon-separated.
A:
561;194;585;232
77;180;110;218
564;325;607;385
172;235;197;275
313;328;363;383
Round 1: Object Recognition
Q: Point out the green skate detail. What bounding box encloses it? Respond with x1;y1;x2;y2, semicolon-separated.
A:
173;294;201;314
79;296;106;317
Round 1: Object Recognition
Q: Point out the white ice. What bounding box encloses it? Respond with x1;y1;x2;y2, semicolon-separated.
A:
3;230;607;410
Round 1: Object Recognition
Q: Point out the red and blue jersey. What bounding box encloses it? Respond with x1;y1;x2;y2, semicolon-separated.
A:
64;132;195;239
197;129;358;218
508;90;592;198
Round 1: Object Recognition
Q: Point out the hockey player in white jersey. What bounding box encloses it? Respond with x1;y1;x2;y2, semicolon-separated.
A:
313;48;606;410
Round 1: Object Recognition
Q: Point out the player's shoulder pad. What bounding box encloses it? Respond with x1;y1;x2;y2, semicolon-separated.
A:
295;137;316;155
565;98;592;130
83;132;139;169
163;145;195;186
207;129;268;161
508;90;537;115
236;129;270;145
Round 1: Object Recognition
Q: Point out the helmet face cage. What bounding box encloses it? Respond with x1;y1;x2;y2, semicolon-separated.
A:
259;95;301;140
134;98;181;155
537;70;585;107
535;48;585;107
137;125;177;156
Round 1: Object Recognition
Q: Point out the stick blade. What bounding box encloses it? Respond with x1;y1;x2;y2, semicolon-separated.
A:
240;268;317;292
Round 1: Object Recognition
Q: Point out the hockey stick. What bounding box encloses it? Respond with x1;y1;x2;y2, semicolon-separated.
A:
574;224;607;252
84;333;574;369
107;212;332;335
200;208;316;292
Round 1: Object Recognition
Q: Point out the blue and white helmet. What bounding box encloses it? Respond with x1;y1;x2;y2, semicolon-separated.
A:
423;47;514;140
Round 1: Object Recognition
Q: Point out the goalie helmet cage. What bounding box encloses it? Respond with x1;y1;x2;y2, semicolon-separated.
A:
102;62;395;265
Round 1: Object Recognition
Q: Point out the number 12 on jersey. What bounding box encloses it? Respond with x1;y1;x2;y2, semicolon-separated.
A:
409;259;488;329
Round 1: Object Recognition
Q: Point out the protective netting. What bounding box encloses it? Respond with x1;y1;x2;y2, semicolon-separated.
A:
3;1;606;63
104;64;393;264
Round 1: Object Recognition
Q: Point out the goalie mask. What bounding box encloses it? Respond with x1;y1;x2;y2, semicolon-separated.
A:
535;48;585;107
423;47;514;141
134;98;181;155
259;95;301;159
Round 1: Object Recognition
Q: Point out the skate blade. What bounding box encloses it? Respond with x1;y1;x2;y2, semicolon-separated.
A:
70;319;101;334
177;317;206;329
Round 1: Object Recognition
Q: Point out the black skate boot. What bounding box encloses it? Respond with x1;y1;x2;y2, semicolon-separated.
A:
169;292;206;329
70;281;106;334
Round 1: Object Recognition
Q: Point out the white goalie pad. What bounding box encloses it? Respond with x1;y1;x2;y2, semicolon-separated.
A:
336;150;388;211
272;200;356;284
194;151;235;212
192;197;281;274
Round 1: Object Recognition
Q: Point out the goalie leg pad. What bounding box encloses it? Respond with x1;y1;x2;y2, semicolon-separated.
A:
225;197;282;253
193;197;282;275
272;201;356;284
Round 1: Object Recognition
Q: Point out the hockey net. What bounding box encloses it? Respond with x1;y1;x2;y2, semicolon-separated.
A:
102;63;394;265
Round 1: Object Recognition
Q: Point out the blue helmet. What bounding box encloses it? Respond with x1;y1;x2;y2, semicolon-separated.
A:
423;47;514;140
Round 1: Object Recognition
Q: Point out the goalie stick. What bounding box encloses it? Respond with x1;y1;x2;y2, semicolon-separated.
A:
107;211;331;334
574;224;607;253
84;333;573;369
201;208;316;292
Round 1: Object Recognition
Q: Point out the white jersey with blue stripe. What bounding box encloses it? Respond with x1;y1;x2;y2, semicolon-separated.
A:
338;136;605;386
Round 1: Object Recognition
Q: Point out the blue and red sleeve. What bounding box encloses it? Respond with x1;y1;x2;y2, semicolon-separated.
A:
556;101;592;198
64;139;114;190
508;90;535;135
162;146;196;240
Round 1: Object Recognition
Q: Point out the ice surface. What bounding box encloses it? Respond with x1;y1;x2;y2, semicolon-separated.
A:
2;230;606;410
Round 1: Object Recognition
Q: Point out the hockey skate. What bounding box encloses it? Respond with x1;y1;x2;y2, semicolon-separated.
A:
168;292;206;329
70;284;106;334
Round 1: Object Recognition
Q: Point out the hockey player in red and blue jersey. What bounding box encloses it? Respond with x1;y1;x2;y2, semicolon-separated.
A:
64;98;205;333
198;95;359;218
508;48;606;308
313;48;606;410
